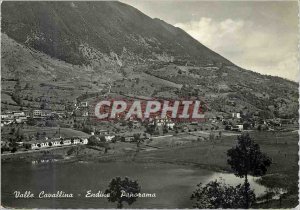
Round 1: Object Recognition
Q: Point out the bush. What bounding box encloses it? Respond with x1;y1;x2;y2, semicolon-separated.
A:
88;136;99;146
243;122;251;130
105;177;140;208
67;148;75;155
11;147;17;153
191;179;256;208
99;135;106;142
1;146;10;153
111;136;117;143
225;125;231;130
45;120;57;127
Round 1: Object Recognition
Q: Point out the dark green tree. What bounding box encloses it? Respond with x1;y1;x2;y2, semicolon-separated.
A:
133;133;141;144
105;177;141;208
145;124;156;135
99;135;106;142
191;179;255;208
12;78;22;105
227;133;272;208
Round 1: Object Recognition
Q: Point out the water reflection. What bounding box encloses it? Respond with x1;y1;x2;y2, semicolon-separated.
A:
207;172;267;196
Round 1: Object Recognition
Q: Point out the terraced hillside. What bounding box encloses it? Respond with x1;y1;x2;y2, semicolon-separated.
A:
1;1;298;119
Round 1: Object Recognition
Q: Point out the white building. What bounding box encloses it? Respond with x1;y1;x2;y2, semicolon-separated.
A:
33;110;43;117
82;138;88;144
29;141;50;149
1;114;10;119
63;140;72;145
73;139;81;144
1;113;14;120
105;135;115;142
80;102;88;107
13;111;25;117
26;137;88;150
232;124;243;132
52;140;61;147
232;112;241;119
16;116;28;123
152;116;175;129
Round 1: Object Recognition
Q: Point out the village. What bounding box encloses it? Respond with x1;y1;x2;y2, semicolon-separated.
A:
1;98;297;155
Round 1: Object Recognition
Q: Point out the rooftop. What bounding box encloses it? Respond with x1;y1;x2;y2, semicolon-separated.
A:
25;137;85;144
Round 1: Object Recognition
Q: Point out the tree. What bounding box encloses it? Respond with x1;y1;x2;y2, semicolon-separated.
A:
14;127;24;142
258;110;274;120
132;133;141;143
24;83;30;89
82;125;92;134
11;147;18;153
27;118;36;126
243;122;251;130
99;135;106;142
145;124;156;135
191;179;255;208
105;177;141;208
120;136;125;142
12;79;22;105
227;133;272;208
163;125;168;134
111;136;117;143
128;121;133;129
36;131;41;140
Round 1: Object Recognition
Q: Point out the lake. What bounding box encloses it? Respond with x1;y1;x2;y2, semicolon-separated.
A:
1;160;267;208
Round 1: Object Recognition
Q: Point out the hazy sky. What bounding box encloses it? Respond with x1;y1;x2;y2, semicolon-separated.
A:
120;0;299;81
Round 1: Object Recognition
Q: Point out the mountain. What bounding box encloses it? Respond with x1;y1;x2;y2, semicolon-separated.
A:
1;1;231;66
1;1;298;119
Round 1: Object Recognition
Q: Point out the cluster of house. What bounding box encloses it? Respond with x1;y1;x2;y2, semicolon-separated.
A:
1;101;90;127
32;110;68;118
91;128;152;143
91;130;116;142
24;137;88;150
1;109;72;127
1;111;30;126
149;116;175;129
227;112;243;131
73;101;89;117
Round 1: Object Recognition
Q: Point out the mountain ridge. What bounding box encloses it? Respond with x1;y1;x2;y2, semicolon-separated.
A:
1;1;232;66
1;1;298;119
